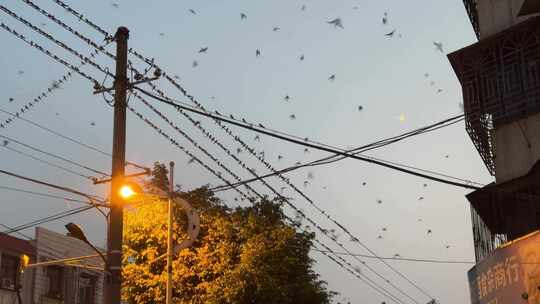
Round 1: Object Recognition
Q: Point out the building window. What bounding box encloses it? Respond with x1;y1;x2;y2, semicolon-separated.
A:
78;274;96;304
46;266;63;299
0;254;19;290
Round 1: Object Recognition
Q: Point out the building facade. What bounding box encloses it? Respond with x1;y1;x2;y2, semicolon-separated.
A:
0;232;34;304
33;227;105;304
449;0;540;303
0;227;105;304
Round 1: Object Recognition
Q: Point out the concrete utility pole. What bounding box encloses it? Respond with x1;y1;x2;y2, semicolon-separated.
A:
166;161;175;304
107;26;129;304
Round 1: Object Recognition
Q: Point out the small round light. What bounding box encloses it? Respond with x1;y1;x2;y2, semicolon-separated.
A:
120;185;136;199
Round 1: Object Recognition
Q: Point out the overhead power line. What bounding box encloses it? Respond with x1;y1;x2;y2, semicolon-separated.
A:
0;168;106;207
134;87;482;192
3;9;426;302
0;107;148;171
1;205;94;235
0;133;109;177
2;145;96;181
0;185;95;205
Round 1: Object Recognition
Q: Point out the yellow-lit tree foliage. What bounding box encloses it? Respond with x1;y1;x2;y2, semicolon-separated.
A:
122;187;335;304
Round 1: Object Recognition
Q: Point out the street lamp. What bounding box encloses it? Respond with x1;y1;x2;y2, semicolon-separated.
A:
65;222;107;267
118;181;144;201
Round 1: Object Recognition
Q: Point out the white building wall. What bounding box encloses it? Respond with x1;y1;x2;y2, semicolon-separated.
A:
477;0;540;38
34;227;105;304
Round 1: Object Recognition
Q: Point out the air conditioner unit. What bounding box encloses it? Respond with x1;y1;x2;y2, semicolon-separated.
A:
1;278;14;289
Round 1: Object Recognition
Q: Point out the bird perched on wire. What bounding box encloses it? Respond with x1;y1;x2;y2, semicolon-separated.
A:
198;47;208;54
241;13;247;20
433;41;444;53
304;148;309;153
385;29;396;37
327;18;344;29
2;140;8;147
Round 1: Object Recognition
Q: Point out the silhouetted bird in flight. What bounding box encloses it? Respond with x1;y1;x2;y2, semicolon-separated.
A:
304;148;309;153
254;135;260;141
358;105;363;111
382;12;388;25
437;88;443;93
377;199;382;204
111;3;119;8
300;54;305;61
385;29;396;37
278;155;283;160
189;9;196;14
284;95;290;102
289;114;296;120
301;4;306;11
256;49;261;57
427;229;432;235
327;18;344;29
8;98;14;102
433;41;444;53
90;122;96;126
198;47;208;54
241;13;247;20
2;140;8;147
328;74;336;81
192;60;198;68
273;27;280;32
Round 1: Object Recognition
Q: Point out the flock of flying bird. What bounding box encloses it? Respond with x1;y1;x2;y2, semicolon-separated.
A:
3;2;455;280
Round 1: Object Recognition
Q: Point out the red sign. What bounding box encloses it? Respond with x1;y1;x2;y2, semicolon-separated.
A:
468;231;540;304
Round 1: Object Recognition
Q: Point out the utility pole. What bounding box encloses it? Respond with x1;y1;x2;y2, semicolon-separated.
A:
166;161;175;304
106;26;129;304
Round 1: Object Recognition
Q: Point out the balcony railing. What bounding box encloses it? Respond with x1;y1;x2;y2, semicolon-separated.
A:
448;17;540;175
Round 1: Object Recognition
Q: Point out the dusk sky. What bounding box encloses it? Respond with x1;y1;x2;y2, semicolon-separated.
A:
0;1;490;303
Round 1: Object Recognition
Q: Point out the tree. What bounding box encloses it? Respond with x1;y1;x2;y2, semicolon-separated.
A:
149;161;169;192
122;185;335;304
